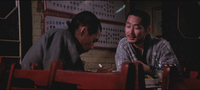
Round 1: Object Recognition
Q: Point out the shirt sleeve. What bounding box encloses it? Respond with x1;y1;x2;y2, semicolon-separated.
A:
157;40;182;75
21;38;44;70
115;41;130;71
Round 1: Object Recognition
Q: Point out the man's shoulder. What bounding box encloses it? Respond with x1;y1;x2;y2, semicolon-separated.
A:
151;36;170;47
45;28;68;34
119;37;128;42
36;28;72;43
118;37;129;46
43;28;72;37
155;37;169;44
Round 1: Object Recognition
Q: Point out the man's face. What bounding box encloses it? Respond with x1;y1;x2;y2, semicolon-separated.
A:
80;28;101;52
125;15;149;44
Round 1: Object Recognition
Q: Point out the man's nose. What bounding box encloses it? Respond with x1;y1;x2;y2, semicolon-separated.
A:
91;44;94;49
130;27;135;34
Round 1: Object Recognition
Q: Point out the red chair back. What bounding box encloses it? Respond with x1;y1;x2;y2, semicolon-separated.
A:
162;66;200;89
48;61;145;89
190;71;198;79
183;67;199;79
6;63;50;89
0;57;6;79
30;63;42;70
0;57;7;89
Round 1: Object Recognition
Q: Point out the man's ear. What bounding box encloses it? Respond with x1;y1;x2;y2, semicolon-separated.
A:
80;26;88;36
146;26;151;35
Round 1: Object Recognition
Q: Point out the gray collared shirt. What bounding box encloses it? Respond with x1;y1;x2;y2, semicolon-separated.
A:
115;34;181;74
21;28;85;71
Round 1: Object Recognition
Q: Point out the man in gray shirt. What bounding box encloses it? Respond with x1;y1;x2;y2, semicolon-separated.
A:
115;10;181;77
21;11;102;71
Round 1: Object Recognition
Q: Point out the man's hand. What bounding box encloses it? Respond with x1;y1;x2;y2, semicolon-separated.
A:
137;61;153;76
96;66;113;73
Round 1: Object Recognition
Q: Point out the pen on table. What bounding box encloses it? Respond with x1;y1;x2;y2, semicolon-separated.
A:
98;64;102;68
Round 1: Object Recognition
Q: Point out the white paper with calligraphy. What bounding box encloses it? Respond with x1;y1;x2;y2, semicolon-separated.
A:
43;14;125;49
43;14;72;33
44;0;125;23
94;23;125;49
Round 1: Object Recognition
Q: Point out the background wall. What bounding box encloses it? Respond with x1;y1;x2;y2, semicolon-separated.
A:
31;0;161;72
31;0;117;72
162;1;200;71
130;1;162;36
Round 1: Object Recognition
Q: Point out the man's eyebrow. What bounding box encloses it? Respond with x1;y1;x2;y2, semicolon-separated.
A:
93;39;98;42
126;22;140;26
126;22;131;24
133;24;140;26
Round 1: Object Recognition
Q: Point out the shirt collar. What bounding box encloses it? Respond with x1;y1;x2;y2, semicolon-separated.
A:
73;36;85;55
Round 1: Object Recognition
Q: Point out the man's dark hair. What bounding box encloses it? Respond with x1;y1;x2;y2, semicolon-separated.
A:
126;10;150;31
68;11;102;35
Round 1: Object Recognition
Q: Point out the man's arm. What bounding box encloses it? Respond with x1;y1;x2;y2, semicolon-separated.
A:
21;41;43;70
115;46;154;75
139;61;153;76
158;40;182;75
115;42;130;71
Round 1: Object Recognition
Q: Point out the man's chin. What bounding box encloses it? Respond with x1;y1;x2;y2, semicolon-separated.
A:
127;39;136;43
129;37;145;44
84;50;90;52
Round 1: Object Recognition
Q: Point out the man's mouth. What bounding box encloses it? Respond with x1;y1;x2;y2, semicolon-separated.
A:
127;35;136;39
